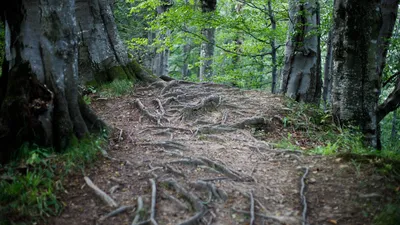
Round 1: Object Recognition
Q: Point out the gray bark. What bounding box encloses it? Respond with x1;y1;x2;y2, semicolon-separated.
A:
331;0;381;148
150;0;171;77
323;29;333;110
199;0;217;81
376;0;399;80
0;0;155;162
182;42;192;78
76;0;155;84
280;0;322;103
268;0;278;94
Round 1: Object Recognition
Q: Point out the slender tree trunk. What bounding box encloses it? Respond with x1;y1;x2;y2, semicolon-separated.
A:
391;109;398;142
376;0;399;80
331;0;381;148
268;0;278;94
182;42;192;78
150;0;171;77
280;0;322;104
199;0;217;81
323;29;333;110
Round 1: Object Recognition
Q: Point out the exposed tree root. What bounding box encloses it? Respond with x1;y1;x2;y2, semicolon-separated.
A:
162;90;185;98
198;157;246;181
162;192;189;210
180;95;222;120
192;180;228;201
232;117;267;129
149;179;158;225
161;178;207;225
165;165;186;178
300;167;309;225
134;99;165;125
84;176;118;208
249;191;255;225
98;205;134;222
137;141;187;151
232;208;300;225
132;196;144;225
161;80;180;95
196;125;237;134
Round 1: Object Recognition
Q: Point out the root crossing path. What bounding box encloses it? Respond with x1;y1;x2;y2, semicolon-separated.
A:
52;81;389;225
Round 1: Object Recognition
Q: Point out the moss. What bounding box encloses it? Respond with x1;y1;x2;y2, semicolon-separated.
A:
107;65;128;81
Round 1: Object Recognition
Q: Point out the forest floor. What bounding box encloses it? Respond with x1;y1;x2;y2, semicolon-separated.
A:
50;80;398;225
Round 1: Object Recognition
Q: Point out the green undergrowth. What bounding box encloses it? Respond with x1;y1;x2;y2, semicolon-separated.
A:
0;135;106;224
83;79;134;104
272;99;400;224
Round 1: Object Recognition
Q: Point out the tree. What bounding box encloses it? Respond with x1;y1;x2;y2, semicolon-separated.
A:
331;0;381;148
280;0;322;103
199;0;217;80
0;0;155;162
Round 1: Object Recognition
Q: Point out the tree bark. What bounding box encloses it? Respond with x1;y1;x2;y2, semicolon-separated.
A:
0;0;155;162
331;0;382;148
76;0;156;84
150;0;171;77
376;0;399;80
199;0;217;81
268;0;278;94
323;29;333;110
280;0;322;104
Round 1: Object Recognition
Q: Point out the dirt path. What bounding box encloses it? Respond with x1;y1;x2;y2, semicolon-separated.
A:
51;81;395;225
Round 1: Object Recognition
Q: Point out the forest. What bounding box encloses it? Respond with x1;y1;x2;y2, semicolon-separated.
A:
0;0;400;224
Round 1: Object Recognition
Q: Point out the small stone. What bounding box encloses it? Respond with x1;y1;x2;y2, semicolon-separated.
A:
335;158;342;162
339;164;349;169
309;178;316;184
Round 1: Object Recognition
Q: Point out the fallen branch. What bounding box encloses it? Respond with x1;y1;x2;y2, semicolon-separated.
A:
300;167;309;225
132;196;144;225
84;176;118;208
99;205;134;222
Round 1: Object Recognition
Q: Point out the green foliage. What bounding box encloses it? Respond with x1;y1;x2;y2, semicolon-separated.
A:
373;198;400;225
98;79;134;97
0;135;106;224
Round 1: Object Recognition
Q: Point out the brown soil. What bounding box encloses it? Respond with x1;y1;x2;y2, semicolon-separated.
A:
49;81;398;225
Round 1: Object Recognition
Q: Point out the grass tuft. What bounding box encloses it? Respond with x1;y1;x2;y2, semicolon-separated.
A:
0;135;106;224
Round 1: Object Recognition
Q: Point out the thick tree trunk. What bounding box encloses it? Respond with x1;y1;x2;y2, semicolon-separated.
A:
182;42;192;78
280;0;322;104
331;0;381;148
199;0;217;81
76;0;156;84
0;0;155;162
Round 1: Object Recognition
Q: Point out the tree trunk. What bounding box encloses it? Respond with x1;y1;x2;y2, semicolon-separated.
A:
331;0;381;148
280;0;322;104
268;0;278;94
376;0;399;80
0;0;154;162
323;29;333;110
199;0;217;81
150;0;171;77
76;0;156;84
